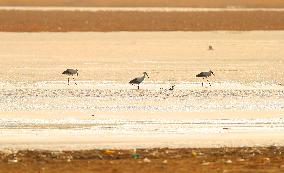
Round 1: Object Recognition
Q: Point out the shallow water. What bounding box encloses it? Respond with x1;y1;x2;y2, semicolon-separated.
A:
1;117;284;135
0;81;283;149
1;114;284;149
0;81;283;112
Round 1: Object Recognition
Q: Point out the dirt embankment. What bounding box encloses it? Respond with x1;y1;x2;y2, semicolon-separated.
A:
0;0;284;8
0;10;284;32
0;147;284;173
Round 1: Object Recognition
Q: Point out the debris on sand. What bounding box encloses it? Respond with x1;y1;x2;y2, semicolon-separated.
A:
263;157;270;163
1;149;15;158
191;151;198;157
7;154;18;164
151;150;159;156
104;150;115;155
0;147;284;172
51;151;63;159
225;160;232;164
237;158;245;162
201;162;210;166
66;155;73;162
132;154;140;159
8;158;18;164
162;160;168;164
143;158;151;163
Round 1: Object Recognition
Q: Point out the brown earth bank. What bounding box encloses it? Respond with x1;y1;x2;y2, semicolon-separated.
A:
1;147;284;173
0;0;284;8
0;10;284;32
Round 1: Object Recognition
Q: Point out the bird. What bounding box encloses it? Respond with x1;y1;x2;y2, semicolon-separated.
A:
169;85;175;91
62;69;79;85
208;45;214;50
196;70;215;87
129;72;149;89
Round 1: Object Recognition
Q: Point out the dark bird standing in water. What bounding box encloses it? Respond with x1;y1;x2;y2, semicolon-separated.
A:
129;72;149;89
196;70;215;87
62;69;79;85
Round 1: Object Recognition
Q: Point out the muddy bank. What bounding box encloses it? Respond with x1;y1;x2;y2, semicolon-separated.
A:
0;10;284;31
1;0;284;8
1;147;284;173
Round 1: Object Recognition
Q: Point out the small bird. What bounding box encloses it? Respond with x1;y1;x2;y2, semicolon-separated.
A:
208;45;214;50
129;72;149;89
196;70;215;87
62;69;79;85
169;85;175;91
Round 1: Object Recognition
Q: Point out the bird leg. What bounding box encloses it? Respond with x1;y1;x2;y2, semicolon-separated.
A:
207;79;211;86
73;78;77;85
68;78;70;85
138;85;140;90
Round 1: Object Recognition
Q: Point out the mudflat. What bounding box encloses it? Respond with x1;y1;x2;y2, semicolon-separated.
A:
0;9;283;173
0;31;283;82
0;31;283;150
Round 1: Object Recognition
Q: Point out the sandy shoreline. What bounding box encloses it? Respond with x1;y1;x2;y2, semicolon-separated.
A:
0;31;283;82
0;121;284;150
0;31;283;151
0;109;284;150
0;1;283;172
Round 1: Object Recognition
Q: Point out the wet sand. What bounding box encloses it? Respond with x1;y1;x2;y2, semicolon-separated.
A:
0;31;283;82
0;31;283;150
1;111;284;150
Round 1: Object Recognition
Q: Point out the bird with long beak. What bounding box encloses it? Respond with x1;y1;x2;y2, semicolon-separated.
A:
62;69;79;85
129;72;149;89
196;70;215;87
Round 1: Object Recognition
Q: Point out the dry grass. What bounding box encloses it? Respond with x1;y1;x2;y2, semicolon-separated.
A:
0;10;284;32
0;0;284;8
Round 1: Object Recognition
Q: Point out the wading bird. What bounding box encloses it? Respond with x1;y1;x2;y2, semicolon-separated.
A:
196;70;214;87
129;72;149;89
62;69;79;85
